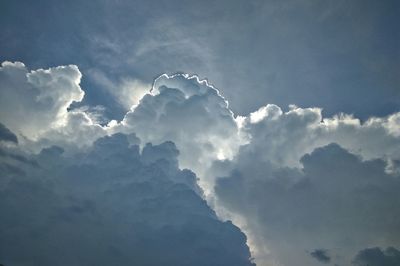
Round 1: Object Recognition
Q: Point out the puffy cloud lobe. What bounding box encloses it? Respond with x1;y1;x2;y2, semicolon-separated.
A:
118;73;244;191
0;62;106;150
242;104;400;168
215;144;400;266
0;133;254;266
0;61;82;138
352;247;400;266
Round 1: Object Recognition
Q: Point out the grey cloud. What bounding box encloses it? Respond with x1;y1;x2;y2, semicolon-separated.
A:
215;143;400;266
0;133;254;266
352;247;400;266
0;123;17;143
310;249;331;264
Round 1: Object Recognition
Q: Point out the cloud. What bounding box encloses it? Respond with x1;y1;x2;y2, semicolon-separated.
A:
0;62;106;151
116;73;245;193
0;123;17;144
310;249;331;264
0;133;254;266
89;72;400;265
0;61;83;138
1;60;400;266
352;247;400;266
4;0;398;120
240;104;400;168
215;143;400;265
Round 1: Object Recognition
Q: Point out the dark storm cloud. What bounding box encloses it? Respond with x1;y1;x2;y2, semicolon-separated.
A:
0;123;17;143
0;133;254;266
310;249;331;264
352;247;400;266
1;0;398;120
215;143;400;265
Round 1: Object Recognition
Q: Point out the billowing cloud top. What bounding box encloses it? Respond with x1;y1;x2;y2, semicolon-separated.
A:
117;73;244;192
0;62;83;138
0;62;105;151
0;61;399;266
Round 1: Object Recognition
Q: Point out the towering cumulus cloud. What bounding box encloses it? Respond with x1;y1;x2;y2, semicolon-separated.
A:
116;73;244;192
0;61;399;266
0;62;254;266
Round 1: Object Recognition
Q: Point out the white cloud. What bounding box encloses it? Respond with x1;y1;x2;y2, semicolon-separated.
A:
114;73;245;193
0;62;106;151
242;104;400;168
213;103;400;266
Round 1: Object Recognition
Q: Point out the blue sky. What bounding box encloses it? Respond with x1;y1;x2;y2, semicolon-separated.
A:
0;1;399;266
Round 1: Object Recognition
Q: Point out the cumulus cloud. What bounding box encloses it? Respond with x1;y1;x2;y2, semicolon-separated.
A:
0;62;106;151
240;104;400;169
1;60;400;266
215;143;400;266
0;61;83;138
107;73;400;265
0;133;254;266
116;73;244;193
210;102;400;265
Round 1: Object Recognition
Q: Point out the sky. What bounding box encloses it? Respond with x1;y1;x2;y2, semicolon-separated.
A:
0;1;399;266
